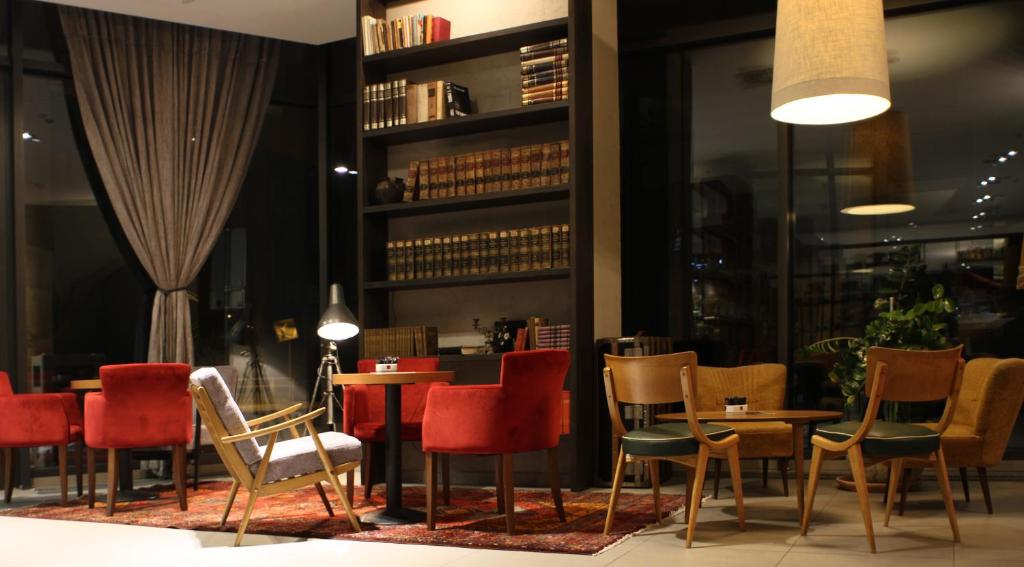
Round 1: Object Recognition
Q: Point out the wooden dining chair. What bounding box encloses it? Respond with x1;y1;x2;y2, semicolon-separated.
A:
190;368;363;546
800;346;964;553
603;352;745;548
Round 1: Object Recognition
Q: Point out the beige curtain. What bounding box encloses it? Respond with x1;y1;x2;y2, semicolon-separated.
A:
59;8;279;363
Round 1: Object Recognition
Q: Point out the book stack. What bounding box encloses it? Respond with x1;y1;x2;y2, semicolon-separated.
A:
403;140;569;201
535;324;571;350
386;223;570;281
363;79;470;130
521;38;569;106
360;326;439;358
361;14;451;55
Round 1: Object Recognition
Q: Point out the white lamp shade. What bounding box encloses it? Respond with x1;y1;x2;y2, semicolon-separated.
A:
317;283;360;341
317;321;360;341
771;0;891;125
840;110;915;216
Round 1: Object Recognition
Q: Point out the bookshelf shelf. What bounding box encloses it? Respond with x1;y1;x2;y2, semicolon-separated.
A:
361;101;568;145
365;268;570;290
364;18;569;74
365;184;570;217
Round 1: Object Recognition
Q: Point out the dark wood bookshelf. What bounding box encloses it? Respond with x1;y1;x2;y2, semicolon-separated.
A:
361;101;568;145
364;184;569;217
365;268;570;290
364;18;568;74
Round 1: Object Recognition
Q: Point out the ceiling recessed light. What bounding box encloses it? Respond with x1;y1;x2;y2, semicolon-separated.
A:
1009;150;1018;156
976;198;984;203
973;215;979;219
980;181;989;186
333;165;349;174
21;132;32;140
970;227;976;231
349;170;358;175
988;176;997;181
979;212;986;216
998;156;1008;163
984;194;992;200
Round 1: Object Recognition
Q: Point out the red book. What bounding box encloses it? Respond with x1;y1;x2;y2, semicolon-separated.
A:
431;17;451;43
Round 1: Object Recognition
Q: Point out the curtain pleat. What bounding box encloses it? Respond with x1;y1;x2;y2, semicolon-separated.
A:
59;7;280;363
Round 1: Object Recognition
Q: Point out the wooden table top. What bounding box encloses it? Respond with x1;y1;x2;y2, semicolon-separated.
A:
656;409;844;423
332;371;455;386
69;378;101;390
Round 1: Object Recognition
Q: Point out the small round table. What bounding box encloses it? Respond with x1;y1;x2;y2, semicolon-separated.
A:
656;409;843;516
333;371;454;525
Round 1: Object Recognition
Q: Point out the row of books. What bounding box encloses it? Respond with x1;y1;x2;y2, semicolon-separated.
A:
521;38;569;106
535;324;571;350
386;224;571;281
360;326;439;359
360;14;451;56
363;79;470;130
403;141;569;201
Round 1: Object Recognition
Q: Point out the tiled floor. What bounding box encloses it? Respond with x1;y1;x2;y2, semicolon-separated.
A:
1;476;1022;566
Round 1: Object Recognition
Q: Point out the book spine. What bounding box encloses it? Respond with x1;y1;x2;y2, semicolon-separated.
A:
510;146;522;190
529;227;542;270
362;85;370;130
404;160;418;202
455;154;467;197
559;140;570;184
486;231;499;273
432;237;443;278
540;225;552;269
473;151;484;194
427;157;439;199
508;229;521;272
524;80;568;96
561;224;570;267
530;144;543;187
540;143;553;186
427;82;437;121
370;83;379;129
384;81;393;128
520;58;569;76
521;67;570;88
519;46;568;62
519;38;567;55
458;234;470;276
435;80;445;121
386;241;396;280
398;78;407;125
499;230;510;272
520;52;569;67
468;233;481;275
551;225;562;269
413;238;424;279
500;148;512;191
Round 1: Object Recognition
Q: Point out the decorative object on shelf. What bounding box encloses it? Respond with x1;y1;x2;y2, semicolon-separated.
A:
472;318;494;354
375;356;399;373
724;396;748;413
840;110;915;216
521;38;569;106
309;283;360;430
492;318;528;353
771;0;891;125
373;177;406;204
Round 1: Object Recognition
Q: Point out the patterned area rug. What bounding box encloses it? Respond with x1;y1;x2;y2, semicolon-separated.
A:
1;482;683;554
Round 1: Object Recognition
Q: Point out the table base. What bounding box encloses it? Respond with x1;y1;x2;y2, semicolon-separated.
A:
360;507;426;525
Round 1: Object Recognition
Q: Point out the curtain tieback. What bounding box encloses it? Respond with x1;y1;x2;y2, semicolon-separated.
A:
158;287;190;294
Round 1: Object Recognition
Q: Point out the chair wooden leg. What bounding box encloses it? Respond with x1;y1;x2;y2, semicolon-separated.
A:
899;466;910;516
650;458;662;523
848;445;876;553
495;455;505;514
712;458;722;499
346;469;355;505
220;480;240;526
192;417;202;491
3;447;13;504
328;472;361;533
235;488;260;546
106;448;118;517
87;448;96;508
603;447;626;535
934;447;960;542
959;467;970;503
441;453;451;506
173;444;187;511
76;442;84;497
501;453;515;535
315;481;334;516
547;447;566;522
884;458;904;527
801;445;824;535
762;458;769;488
686;445;710;549
425;451;436;530
978;467;993;514
361;444;373;502
727;445;746;531
58;445;68;506
779;458;790;497
683;467;695;525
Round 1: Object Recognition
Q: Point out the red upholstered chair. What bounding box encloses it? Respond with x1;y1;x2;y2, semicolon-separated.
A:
0;371;84;505
85;363;193;516
342;357;445;503
422;349;571;535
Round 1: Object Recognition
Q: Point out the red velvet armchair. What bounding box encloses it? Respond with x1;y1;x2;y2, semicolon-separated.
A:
85;363;193;516
422;349;571;534
342;357;445;503
0;371;84;505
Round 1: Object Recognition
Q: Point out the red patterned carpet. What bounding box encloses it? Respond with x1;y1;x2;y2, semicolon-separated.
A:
1;481;683;554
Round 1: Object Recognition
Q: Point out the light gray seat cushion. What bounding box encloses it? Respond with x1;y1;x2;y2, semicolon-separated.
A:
254;431;362;483
189;367;262;466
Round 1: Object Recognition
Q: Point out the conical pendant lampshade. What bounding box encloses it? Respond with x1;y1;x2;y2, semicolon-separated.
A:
840;110;915;216
317;283;360;341
771;0;891;125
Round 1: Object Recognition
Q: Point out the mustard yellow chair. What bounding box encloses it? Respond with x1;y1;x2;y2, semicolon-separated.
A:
901;357;1024;514
696;364;792;497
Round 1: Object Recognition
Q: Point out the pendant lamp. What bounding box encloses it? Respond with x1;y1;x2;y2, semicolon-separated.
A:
840;110;915;216
771;0;891;125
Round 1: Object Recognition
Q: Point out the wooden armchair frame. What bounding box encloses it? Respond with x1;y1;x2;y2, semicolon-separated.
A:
799;346;964;553
191;384;361;546
603;352;745;548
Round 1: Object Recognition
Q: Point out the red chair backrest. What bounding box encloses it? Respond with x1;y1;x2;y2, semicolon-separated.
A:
0;371;12;397
98;363;193;444
499;350;571;451
347;358;441;428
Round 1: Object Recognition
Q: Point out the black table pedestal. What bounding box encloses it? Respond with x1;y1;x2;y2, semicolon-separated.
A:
359;382;422;525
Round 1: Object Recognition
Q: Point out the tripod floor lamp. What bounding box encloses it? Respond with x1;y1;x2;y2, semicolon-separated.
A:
310;283;360;430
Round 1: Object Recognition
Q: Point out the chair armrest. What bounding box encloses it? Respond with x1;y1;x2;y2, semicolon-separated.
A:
221;407;325;444
0;396;74;446
247;403;304;428
422;385;506;452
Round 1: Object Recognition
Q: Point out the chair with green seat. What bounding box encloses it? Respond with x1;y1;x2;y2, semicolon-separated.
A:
603;351;745;548
800;345;965;553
